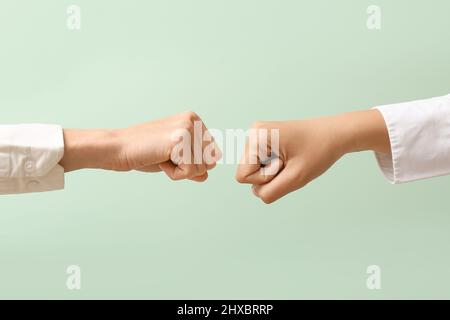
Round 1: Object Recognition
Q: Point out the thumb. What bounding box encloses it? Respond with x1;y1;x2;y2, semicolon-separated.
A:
252;164;301;204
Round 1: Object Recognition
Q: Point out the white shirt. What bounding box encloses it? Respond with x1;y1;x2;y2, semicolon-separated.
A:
1;94;450;194
0;124;64;194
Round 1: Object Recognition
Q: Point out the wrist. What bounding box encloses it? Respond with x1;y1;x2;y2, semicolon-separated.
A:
60;128;122;172
337;109;391;155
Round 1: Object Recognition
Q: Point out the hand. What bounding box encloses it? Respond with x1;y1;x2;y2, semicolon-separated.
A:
60;111;221;182
236;110;390;203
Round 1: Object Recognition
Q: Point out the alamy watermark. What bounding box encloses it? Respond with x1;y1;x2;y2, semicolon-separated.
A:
66;265;81;290
366;265;381;290
367;5;381;30
67;5;81;30
170;121;280;175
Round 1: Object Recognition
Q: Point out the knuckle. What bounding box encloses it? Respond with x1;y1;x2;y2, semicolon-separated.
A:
206;161;217;170
184;164;196;176
183;110;199;121
198;165;207;175
251;121;266;129
235;171;247;183
166;173;177;181
259;192;274;204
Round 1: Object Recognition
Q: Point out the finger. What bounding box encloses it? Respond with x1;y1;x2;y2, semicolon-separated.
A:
198;121;222;169
235;139;262;184
167;118;205;180
159;157;199;181
206;161;216;171
242;156;284;185
193;122;207;176
174;161;199;179
159;161;179;180
252;164;301;204
189;172;208;182
185;122;209;180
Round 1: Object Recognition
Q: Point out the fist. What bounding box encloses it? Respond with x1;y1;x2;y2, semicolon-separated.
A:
116;111;222;182
235;118;345;203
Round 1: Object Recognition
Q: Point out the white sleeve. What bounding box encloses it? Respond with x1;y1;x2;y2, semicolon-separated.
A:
374;93;450;184
0;124;65;194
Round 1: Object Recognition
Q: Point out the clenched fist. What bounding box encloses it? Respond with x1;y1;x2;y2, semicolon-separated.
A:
236;110;390;203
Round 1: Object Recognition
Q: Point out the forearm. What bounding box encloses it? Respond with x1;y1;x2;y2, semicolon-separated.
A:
59;129;121;172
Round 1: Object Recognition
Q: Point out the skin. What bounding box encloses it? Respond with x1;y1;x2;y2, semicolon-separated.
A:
235;109;391;204
59;111;221;182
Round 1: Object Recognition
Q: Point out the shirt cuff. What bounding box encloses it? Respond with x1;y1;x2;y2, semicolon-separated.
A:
373;94;450;184
0;124;65;194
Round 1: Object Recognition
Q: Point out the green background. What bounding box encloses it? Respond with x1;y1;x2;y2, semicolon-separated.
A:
0;0;450;299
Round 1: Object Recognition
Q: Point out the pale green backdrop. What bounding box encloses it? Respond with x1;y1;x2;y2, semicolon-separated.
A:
0;0;450;299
